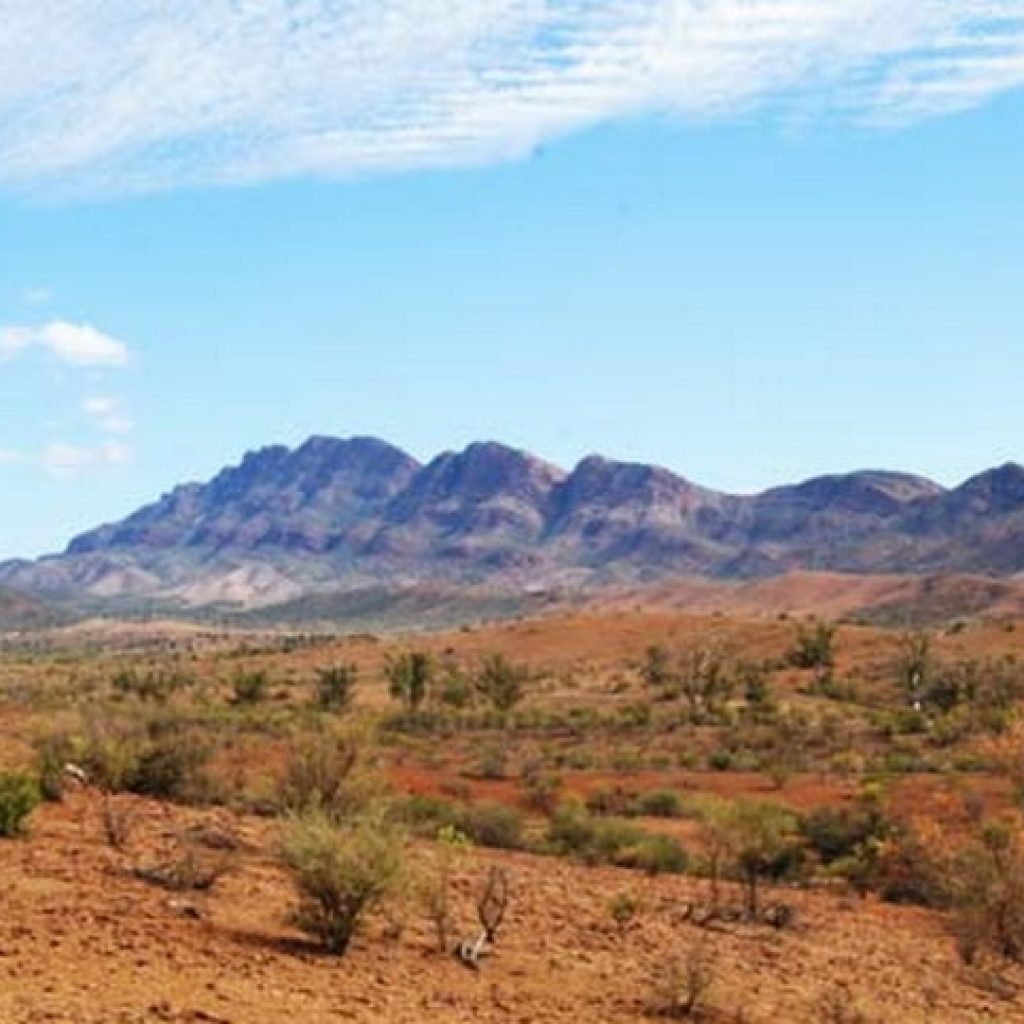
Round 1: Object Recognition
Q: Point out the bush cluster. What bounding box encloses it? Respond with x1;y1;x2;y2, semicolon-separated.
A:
547;800;688;875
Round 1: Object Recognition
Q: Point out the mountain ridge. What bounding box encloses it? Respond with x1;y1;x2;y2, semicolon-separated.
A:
2;436;1022;610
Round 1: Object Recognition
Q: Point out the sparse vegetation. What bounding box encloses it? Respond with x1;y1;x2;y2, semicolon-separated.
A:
4;605;1024;1018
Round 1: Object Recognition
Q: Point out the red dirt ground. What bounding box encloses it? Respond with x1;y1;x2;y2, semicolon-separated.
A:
3;788;1024;1024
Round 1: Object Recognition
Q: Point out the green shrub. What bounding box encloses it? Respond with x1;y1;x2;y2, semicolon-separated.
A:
278;726;377;820
548;800;606;861
471;742;509;780
586;785;638;816
872;822;949;907
641;644;673;691
79;713;214;804
437;668;473;709
624;832;689;876
548;800;687;874
385;651;434;712
618;702;653;729
610;748;644;773
800;804;892;866
521;761;562;814
459;801;525;850
474;653;529;713
279;809;405;955
394;794;461;833
395;795;525;851
636;789;684;818
608;890;641;933
677;647;734;716
128;736;212;801
112;667;193;704
313;664;357;712
0;772;41;837
950;821;1024;964
695;798;803;916
232;670;271;705
789;621;836;670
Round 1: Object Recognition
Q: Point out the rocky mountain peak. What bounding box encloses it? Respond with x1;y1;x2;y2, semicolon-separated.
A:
4;438;1023;608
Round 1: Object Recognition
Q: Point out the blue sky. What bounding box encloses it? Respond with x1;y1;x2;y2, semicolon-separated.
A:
2;2;1024;558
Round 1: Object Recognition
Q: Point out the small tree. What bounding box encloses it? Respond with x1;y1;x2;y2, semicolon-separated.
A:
279;809;405;955
701;799;800;919
314;664;357;712
678;647;733;717
641;644;674;692
474;653;528;714
895;632;933;706
385;652;434;712
725;800;801;918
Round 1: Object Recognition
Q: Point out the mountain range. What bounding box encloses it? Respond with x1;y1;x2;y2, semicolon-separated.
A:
1;436;1023;613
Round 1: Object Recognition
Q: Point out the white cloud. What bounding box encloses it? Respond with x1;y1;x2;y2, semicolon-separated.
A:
0;1;1022;195
42;439;132;478
1;321;136;477
41;443;94;478
99;439;132;466
0;320;130;367
83;395;134;435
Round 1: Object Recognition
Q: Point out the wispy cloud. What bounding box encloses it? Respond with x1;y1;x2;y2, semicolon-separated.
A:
83;395;134;435
1;2;1022;195
41;440;132;479
0;321;130;367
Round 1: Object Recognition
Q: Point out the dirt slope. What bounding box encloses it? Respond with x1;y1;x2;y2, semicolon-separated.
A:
2;790;1022;1024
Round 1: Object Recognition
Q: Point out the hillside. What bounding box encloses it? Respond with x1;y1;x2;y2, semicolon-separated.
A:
0;436;1022;611
0;586;62;631
4;607;1024;1022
